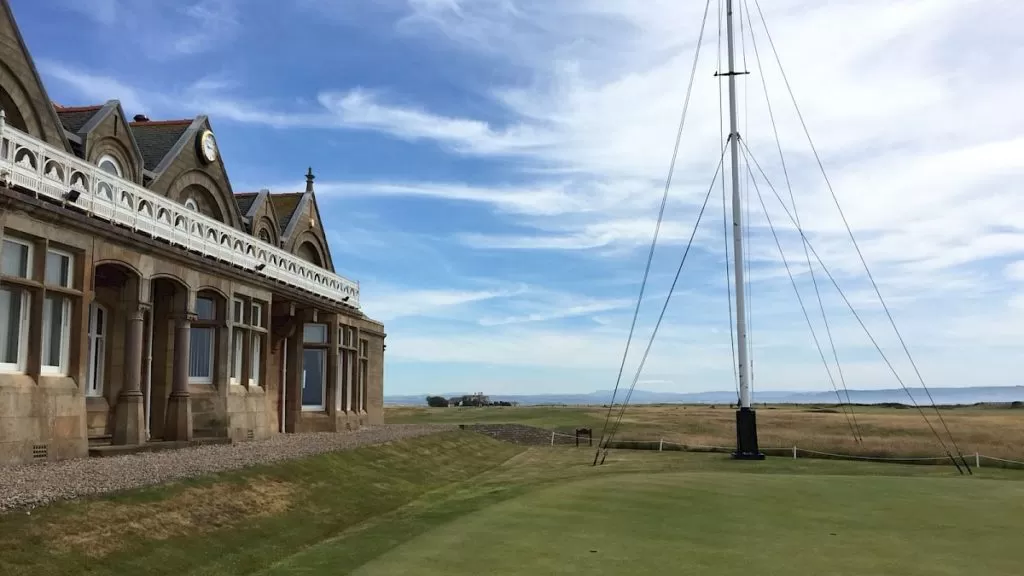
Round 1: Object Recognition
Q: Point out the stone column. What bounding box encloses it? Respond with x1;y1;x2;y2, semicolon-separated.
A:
113;304;148;445
164;313;195;441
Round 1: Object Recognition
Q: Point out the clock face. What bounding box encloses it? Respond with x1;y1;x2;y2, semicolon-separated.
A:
199;130;217;163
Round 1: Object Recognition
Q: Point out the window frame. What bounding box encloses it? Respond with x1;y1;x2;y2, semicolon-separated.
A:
338;326;358;413
1;237;33;279
229;298;244;385
0;237;34;373
188;295;217;384
358;337;369;413
0;286;30;373
85;302;107;397
248;302;264;388
40;248;75;376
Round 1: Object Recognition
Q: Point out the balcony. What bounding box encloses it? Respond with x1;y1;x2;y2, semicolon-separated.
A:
0;115;360;308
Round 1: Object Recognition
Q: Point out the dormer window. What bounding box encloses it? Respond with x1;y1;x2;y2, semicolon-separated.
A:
97;154;122;177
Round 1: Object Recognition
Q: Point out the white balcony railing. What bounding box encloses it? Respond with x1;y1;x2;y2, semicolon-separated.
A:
0;113;359;307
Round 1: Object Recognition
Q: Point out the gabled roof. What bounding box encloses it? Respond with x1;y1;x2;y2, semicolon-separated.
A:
129;119;194;172
269;192;304;231
234;192;258;215
54;104;103;133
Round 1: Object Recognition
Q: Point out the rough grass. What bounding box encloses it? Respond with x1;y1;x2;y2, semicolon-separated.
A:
0;431;523;576
386;404;1024;461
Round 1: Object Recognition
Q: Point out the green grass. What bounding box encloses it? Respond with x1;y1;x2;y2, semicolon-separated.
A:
4;431;1024;575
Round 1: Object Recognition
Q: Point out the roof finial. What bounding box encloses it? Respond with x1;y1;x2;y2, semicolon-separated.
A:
305;166;315;193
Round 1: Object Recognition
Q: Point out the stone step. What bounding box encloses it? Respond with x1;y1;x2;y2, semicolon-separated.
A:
88;437;232;458
88;435;112;447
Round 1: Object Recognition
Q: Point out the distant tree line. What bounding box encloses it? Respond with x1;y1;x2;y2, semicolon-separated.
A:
425;394;516;408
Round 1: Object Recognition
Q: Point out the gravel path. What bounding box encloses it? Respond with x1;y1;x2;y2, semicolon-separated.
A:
0;424;455;514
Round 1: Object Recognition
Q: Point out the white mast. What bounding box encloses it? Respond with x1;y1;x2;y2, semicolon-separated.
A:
725;0;762;459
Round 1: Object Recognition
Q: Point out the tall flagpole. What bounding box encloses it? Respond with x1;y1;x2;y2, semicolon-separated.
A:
725;0;764;459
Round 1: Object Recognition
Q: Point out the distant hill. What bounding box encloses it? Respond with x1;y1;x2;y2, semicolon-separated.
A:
385;386;1024;407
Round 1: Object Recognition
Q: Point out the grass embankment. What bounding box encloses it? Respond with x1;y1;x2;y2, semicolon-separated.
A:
0;432;522;576
3;431;1024;575
386;404;1024;461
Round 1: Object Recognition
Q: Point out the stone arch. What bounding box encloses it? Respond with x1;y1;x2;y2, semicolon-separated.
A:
0;61;42;137
165;169;243;228
253;216;278;246
195;285;229;303
0;85;29;133
292;230;328;269
88;136;139;183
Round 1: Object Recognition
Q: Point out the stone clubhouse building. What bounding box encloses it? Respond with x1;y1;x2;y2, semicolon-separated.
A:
0;1;384;465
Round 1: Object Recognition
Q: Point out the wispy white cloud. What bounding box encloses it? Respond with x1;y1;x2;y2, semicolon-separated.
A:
58;0;241;59
39;0;1024;393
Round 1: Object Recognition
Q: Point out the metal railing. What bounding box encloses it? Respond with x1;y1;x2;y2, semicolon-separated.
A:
0;112;359;307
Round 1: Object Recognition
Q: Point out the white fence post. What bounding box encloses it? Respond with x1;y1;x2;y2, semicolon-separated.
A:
550;431;555;446
659;439;664;452
975;452;980;468
793;445;798;459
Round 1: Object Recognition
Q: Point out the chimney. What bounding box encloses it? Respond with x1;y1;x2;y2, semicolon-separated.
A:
133;114;150;123
305;167;315;193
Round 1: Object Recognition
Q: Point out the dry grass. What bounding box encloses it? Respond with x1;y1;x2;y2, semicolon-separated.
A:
595;405;1024;460
38;477;294;558
387;404;1024;461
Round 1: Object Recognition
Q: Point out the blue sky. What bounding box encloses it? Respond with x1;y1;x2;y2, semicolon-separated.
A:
15;0;1024;396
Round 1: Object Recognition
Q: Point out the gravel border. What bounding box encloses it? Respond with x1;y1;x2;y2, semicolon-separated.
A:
0;424;456;513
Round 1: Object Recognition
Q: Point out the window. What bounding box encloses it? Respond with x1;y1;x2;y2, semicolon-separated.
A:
184;198;199;211
189;296;216;384
339;326;357;412
86;303;106;396
230;299;244;384
0;238;32;372
97;154;122;177
358;338;369;413
258;229;272;244
249;303;262;387
302;322;329;411
228;297;266;388
304;323;327;344
0;285;29;372
41;250;73;375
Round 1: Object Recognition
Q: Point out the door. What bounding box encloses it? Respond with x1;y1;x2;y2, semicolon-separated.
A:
301;348;326;411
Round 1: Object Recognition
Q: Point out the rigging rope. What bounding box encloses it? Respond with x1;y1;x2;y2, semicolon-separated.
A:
593;0;715;465
740;140;966;474
749;0;969;470
599;143;730;465
741;0;861;441
739;0;755;395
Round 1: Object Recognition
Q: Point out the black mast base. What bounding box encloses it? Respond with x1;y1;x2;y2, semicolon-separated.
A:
732;407;766;460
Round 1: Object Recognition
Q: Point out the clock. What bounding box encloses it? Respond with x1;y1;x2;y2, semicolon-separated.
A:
197;129;218;164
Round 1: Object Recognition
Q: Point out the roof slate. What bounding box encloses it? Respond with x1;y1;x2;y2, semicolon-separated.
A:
269;193;304;231
129;120;191;171
54;105;102;133
234;192;258;215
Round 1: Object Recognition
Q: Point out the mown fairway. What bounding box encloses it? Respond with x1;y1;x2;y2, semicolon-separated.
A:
3;431;1023;575
386;404;1024;461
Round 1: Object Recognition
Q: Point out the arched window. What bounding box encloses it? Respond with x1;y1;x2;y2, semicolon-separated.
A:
97;154;123;177
184;198;199;211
